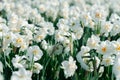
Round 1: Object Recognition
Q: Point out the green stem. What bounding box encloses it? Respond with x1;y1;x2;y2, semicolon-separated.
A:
41;57;51;79
70;36;73;56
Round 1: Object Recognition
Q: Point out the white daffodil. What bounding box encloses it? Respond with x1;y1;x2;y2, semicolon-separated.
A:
15;4;25;16
3;47;12;56
64;46;70;53
110;23;120;36
34;29;47;43
90;4;108;21
73;27;83;40
47;45;54;55
80;12;93;27
110;13;120;36
38;4;46;13
26;45;43;61
87;35;100;49
110;13;120;23
55;30;68;42
11;68;32;80
13;34;24;47
1;0;120;80
33;63;43;74
3;32;14;50
101;55;114;66
61;56;77;78
41;40;48;50
113;55;120;80
59;0;69;18
24;28;33;40
0;24;9;38
19;43;28;52
69;18;81;31
57;19;69;32
68;6;81;19
100;21;113;37
12;55;27;68
112;39;120;55
3;32;14;45
53;44;63;55
80;46;90;56
96;40;114;55
8;13;18;25
45;22;55;35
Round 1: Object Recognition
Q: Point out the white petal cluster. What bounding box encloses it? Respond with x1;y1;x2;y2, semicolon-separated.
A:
11;68;32;80
61;56;77;78
33;63;43;74
26;45;43;61
1;0;120;80
12;55;27;68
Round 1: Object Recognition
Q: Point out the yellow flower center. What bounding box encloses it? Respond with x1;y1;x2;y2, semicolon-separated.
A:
102;47;107;53
68;63;74;69
37;35;43;39
117;66;120;70
16;38;22;43
89;20;94;26
33;50;38;55
116;44;120;51
21;45;25;49
72;23;75;26
91;42;96;46
12;29;20;32
19;75;25;78
95;12;101;18
105;24;110;30
105;59;110;63
0;29;2;32
6;36;10;39
84;15;88;20
56;35;60;39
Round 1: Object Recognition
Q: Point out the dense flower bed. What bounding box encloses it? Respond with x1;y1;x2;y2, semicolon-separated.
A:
1;0;120;80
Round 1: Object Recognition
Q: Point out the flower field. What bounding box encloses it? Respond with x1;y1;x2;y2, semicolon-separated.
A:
1;0;120;80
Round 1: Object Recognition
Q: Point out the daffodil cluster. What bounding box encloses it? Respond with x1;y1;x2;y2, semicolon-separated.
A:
1;0;120;80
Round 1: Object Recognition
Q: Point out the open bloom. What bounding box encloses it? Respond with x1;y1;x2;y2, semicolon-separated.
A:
61;56;77;78
33;63;43;74
12;55;27;68
110;13;120;36
3;32;14;47
100;21;113;37
34;29;47;43
113;55;120;80
87;35;100;49
26;45;43;61
96;40;114;55
90;4;108;21
101;55;114;66
13;34;24;47
112;38;120;55
11;68;32;80
41;40;48;50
